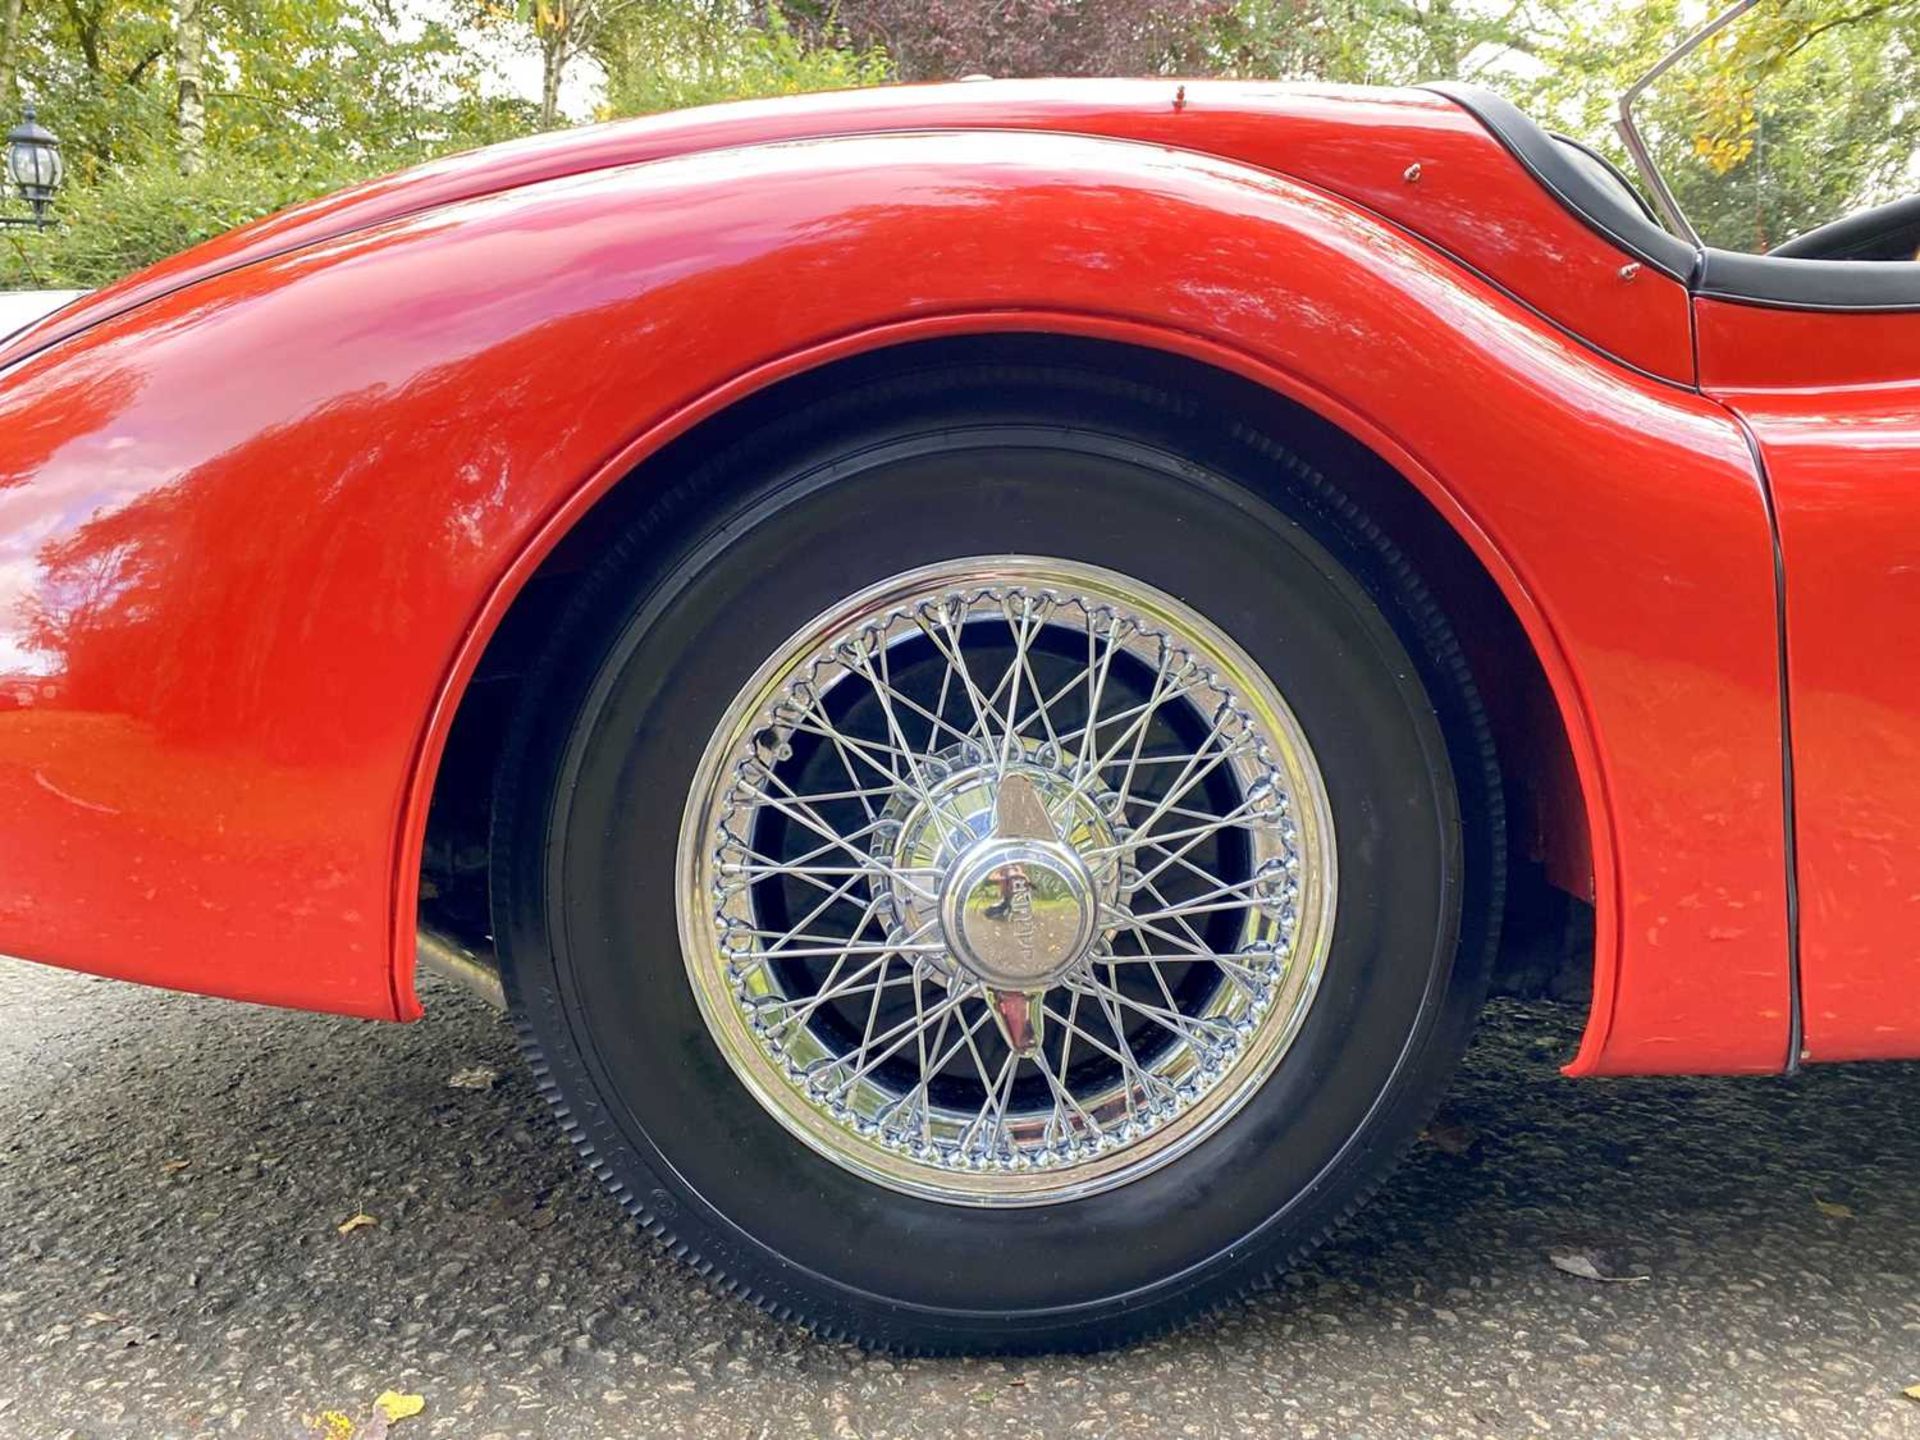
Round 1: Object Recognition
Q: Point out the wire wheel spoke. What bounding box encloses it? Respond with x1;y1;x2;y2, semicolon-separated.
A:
683;558;1335;1204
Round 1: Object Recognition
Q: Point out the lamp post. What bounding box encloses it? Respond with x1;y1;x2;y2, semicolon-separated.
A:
2;106;62;230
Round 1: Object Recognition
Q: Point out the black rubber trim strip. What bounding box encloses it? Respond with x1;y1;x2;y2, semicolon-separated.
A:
1725;408;1804;1074
1422;82;1700;282
1426;82;1920;313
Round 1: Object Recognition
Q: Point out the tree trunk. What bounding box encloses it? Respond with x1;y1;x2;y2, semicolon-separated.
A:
541;35;566;127
0;0;23;109
175;0;206;176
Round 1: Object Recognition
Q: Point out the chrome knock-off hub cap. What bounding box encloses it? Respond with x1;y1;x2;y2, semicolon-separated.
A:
678;557;1337;1205
941;824;1097;991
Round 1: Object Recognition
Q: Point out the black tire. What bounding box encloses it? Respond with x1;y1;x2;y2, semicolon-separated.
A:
491;360;1502;1353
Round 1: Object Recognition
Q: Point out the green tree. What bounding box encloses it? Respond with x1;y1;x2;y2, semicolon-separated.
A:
1208;0;1552;85
595;2;888;117
497;0;637;128
18;0;176;173
1524;0;1920;251
3;0;534;286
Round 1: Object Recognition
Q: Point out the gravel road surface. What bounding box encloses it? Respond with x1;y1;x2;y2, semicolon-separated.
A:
0;958;1914;1440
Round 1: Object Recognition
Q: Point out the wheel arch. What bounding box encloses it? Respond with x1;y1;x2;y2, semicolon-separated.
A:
408;323;1606;1057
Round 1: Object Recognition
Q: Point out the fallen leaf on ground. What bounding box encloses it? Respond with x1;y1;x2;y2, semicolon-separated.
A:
336;1212;378;1236
1423;1120;1478;1156
1813;1197;1854;1219
374;1392;425;1422
306;1412;356;1440
446;1065;499;1091
1548;1248;1649;1283
161;1158;190;1173
1904;1383;1920;1402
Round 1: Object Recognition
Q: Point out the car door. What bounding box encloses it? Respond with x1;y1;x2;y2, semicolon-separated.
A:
1697;284;1920;1062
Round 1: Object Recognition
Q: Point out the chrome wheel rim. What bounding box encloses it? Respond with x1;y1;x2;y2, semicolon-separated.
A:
677;557;1337;1205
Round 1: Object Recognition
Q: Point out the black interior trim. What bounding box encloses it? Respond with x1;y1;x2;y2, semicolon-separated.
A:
1425;82;1920;313
1771;194;1920;261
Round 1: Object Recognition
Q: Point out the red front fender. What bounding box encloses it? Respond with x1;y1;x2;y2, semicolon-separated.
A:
0;130;1787;1072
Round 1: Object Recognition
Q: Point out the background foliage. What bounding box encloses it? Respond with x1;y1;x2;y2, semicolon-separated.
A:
2;0;1917;288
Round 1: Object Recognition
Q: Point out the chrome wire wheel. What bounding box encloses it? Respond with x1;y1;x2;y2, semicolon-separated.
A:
678;556;1337;1205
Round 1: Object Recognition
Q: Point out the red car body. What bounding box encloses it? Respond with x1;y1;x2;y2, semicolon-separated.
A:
0;79;1910;1073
